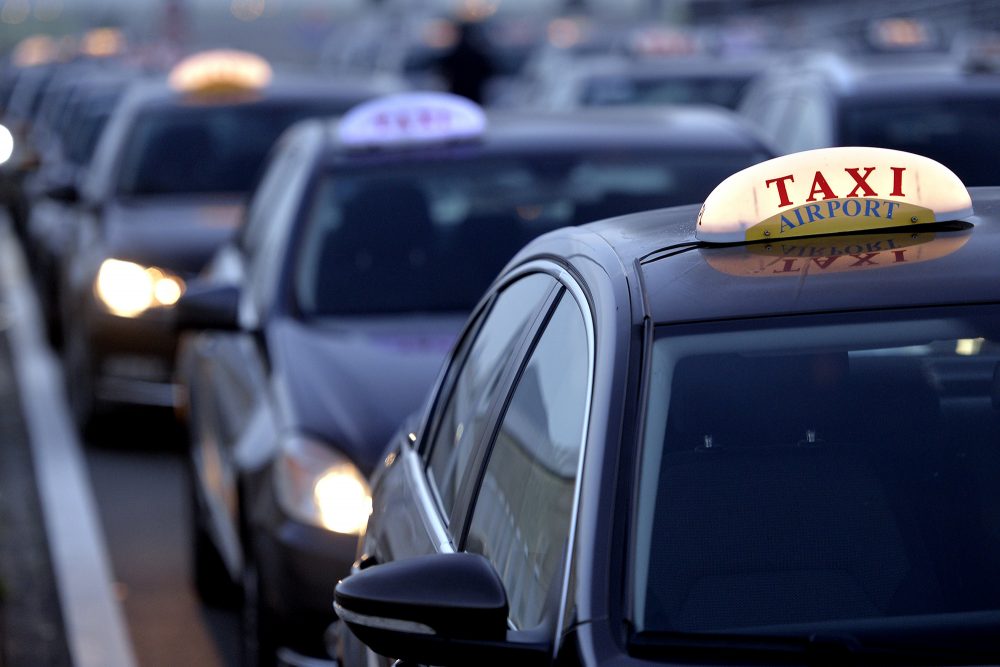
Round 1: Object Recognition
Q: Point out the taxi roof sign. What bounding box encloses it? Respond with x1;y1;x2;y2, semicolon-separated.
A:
337;92;487;149
168;49;272;95
696;147;973;244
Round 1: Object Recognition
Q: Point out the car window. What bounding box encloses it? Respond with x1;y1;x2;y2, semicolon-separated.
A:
840;97;1000;187
633;306;1000;643
426;273;555;522
293;151;760;317
113;101;351;197
464;292;590;629
243;136;315;316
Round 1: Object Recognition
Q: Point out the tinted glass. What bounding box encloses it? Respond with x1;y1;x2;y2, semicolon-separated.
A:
465;293;589;629
115;101;349;196
583;74;752;109
635;306;1000;654
842;97;1000;186
295;151;759;316
427;273;554;519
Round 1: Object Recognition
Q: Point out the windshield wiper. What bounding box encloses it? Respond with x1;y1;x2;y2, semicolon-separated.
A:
630;630;1000;666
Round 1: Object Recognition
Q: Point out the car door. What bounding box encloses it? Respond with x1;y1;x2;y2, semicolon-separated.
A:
459;282;592;637
350;265;594;666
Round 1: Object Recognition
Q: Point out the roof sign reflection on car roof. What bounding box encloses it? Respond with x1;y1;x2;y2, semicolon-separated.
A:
703;229;972;277
696;147;973;243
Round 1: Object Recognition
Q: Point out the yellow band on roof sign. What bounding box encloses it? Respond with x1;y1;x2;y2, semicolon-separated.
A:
696;147;973;243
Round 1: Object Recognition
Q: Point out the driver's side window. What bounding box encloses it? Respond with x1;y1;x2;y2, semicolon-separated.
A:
425;273;556;524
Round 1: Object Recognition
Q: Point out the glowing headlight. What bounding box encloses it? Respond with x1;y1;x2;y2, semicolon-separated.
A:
273;436;372;535
95;259;186;318
0;124;13;166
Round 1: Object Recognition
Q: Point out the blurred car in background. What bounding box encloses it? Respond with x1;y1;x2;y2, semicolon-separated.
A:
53;49;399;431
739;46;1000;186
23;70;132;343
529;54;768;111
516;22;771;112
334;146;1000;667
174;91;771;666
0;30;131;234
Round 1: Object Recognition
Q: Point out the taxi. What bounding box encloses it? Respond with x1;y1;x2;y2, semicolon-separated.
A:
53;50;396;429
173;92;771;667
737;44;1000;186
333;146;1000;667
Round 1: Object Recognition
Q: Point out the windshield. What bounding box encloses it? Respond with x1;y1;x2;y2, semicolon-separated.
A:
841;97;1000;186
115;101;350;196
583;73;752;109
294;151;759;316
634;305;1000;656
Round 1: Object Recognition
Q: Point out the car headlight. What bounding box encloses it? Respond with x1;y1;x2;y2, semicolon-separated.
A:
94;258;186;318
273;436;372;535
0;124;13;166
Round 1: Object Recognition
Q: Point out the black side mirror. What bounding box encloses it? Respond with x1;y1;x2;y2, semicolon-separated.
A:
45;182;80;204
175;282;241;331
335;552;549;667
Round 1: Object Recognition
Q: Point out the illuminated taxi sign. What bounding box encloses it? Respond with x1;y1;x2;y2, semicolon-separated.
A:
867;18;936;51
168;50;272;95
338;92;487;149
696;147;973;244
81;28;126;58
704;229;971;278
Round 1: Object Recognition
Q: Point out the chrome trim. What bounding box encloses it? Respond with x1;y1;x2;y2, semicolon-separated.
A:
551;264;597;651
402;446;454;552
333;602;435;635
461;258;597;642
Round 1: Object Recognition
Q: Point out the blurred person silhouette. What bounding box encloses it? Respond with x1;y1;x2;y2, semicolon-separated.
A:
436;21;497;104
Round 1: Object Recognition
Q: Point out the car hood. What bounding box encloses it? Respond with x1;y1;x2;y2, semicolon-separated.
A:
103;196;245;275
268;315;465;475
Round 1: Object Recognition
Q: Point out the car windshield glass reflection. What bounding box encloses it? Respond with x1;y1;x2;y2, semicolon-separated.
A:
295;152;755;315
584;75;751;109
115;102;351;196
842;98;1000;186
634;305;1000;653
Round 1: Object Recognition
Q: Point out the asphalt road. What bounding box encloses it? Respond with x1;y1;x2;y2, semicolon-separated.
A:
84;413;241;667
0;215;241;667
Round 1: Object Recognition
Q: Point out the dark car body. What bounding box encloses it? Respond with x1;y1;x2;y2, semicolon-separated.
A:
334;149;1000;667
56;70;397;428
176;101;772;666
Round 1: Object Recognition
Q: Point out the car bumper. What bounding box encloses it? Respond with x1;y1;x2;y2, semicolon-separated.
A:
87;304;180;408
255;481;359;661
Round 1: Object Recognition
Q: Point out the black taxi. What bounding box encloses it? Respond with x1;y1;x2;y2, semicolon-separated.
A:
334;147;1000;666
53;50;395;428
174;92;771;667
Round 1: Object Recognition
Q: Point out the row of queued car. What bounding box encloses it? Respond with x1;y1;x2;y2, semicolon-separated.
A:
1;32;775;667
6;9;1000;667
172;91;772;664
191;16;1000;667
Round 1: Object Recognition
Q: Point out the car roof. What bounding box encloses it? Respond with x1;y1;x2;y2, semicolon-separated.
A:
313;105;771;162
546;186;1000;325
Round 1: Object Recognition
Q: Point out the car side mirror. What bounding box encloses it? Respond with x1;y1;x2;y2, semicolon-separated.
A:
175;281;241;331
44;182;80;204
335;552;549;667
